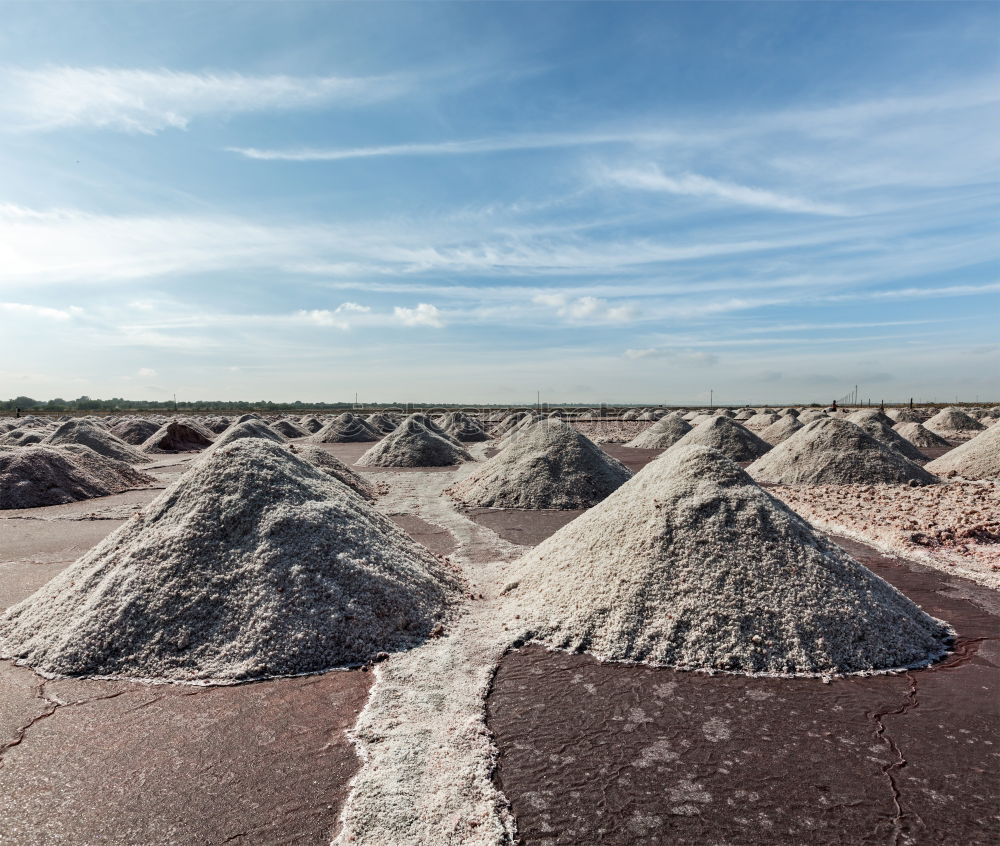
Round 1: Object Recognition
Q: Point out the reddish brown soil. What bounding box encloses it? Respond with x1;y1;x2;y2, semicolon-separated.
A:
465;508;585;546
389;513;459;557
487;535;999;846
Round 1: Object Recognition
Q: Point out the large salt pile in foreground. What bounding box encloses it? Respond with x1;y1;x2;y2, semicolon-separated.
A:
925;424;1000;479
43;419;148;464
748;418;938;485
357;421;472;467
504;445;952;675
625;415;691;448
447;419;631;508
0;445;156;509
0;439;462;681
893;421;951;448
924;407;985;435
669;415;771;461
142;420;215;453
311;413;380;443
287;443;376;501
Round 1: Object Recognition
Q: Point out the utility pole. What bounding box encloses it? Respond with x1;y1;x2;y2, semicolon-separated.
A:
709;389;713;409
537;390;540;412
173;393;177;413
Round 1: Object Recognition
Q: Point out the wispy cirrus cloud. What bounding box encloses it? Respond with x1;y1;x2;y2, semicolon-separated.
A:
0;301;82;320
0;66;410;134
598;165;848;216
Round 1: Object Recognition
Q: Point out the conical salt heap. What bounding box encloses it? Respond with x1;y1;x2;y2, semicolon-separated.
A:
365;413;398;434
0;439;462;681
0;445;156;510
747;418;938;485
924;407;985;435
271;419;309;439
299;416;324;434
625;415;691;448
310;413;380;443
669;415;771;462
889;408;924;424
437;411;488;442
288;443;376;501
357;420;472;467
759;414;804;445
43;419;148;464
851;417;927;463
207;419;285;453
504;445;952;675
110;419;161;445
846;409;896;427
142;420;215;454
893;422;951;449
447;419;631;509
925;424;1000;480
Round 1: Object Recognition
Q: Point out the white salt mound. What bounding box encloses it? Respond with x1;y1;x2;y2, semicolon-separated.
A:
448;419;631;509
110;419;161;445
669;415;771;462
505;445;952;675
365;413;398;434
311;413;380;443
747;418;938;485
892;422;951;449
625;415;691;448
891;408;925;424
759;415;804;445
142;420;215;453
208;420;285;453
924;407;985;434
925;424;1000;480
43;419;148;464
357;422;472;467
852;418;928;463
0;445;156;509
271;419;310;439
287;444;376;501
846;409;895;428
0;439;462;681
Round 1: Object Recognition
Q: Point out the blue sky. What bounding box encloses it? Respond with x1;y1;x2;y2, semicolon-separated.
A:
0;1;997;405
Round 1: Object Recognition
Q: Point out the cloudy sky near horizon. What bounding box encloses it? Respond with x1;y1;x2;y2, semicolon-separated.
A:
1;1;998;405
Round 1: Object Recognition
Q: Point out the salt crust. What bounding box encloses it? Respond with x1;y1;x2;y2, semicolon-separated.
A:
357;421;473;467
668;415;772;462
505;445;953;675
0;445;156;509
0;439;462;681
43;419;148;464
925;424;1000;480
447;419;631;508
748;418;939;485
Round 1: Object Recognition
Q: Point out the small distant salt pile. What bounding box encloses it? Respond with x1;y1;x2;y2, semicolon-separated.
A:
365;413;398;434
357;420;472;467
287;444;376;501
493;411;530;435
797;410;828;424
447;419;631;509
0;445;156;509
893;422;951;449
925;425;1000;480
299;416;324;434
43;419;148;464
1;429;45;447
271;419;309;439
625;415;691;449
924;407;985;435
888;408;923;424
846;409;896;429
206;419;285;453
0;439;462;681
498;413;542;443
669;415;771;462
141;420;215;454
504;445;952;675
747;418;938;485
759;414;804;445
852;418;928;463
311;413;380;443
437;411;488;442
234;413;263;424
778;407;800;417
746;411;780;428
110;419;161;445
204;417;231;434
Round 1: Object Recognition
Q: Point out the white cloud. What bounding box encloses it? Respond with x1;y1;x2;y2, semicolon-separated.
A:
0;301;80;320
137;367;157;377
601;165;847;216
393;303;445;327
0;67;408;134
294;302;372;329
533;293;637;323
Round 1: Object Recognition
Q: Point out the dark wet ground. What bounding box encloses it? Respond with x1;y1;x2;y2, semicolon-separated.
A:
486;529;1000;846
